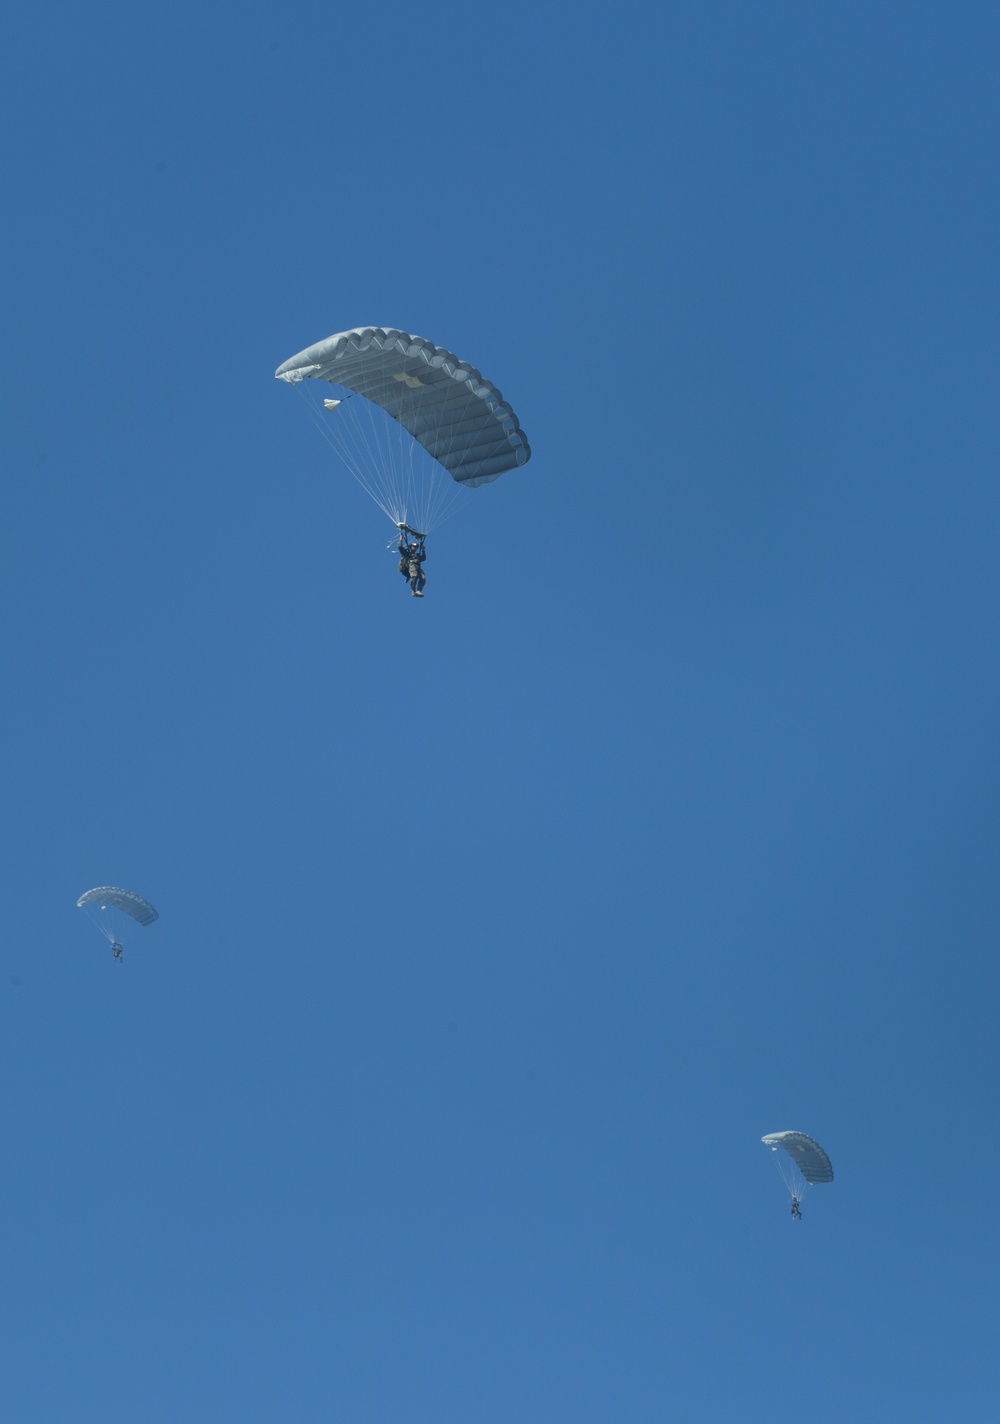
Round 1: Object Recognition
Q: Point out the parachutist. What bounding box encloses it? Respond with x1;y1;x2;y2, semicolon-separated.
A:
77;887;158;962
761;1131;835;1219
398;531;426;597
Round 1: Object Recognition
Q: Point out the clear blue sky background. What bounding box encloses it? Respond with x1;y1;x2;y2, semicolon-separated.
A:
2;3;998;1420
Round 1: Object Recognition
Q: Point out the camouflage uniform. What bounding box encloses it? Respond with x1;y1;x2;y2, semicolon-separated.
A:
399;537;426;593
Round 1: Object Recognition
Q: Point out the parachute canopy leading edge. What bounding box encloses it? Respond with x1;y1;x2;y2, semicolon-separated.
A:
761;1131;834;1184
275;327;531;533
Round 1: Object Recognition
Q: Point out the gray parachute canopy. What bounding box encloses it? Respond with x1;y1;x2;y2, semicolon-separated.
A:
77;887;159;926
761;1131;834;1184
276;327;530;489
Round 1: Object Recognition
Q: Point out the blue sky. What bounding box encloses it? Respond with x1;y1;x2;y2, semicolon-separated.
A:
2;3;999;1420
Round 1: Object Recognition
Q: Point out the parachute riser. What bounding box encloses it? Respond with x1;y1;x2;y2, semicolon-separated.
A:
396;522;427;540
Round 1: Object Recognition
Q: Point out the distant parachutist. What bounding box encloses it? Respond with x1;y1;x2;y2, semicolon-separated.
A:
762;1132;834;1221
77;887;158;963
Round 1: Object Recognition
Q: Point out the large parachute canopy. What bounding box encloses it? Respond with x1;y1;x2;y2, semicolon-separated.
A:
77;886;158;957
276;327;530;535
762;1131;834;1202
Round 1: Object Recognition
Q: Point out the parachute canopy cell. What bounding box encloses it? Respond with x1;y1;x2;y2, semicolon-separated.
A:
275;327;531;488
76;887;159;926
761;1131;834;1184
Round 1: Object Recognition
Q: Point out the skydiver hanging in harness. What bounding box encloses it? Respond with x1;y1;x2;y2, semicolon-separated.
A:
790;1196;802;1220
397;526;426;598
111;941;123;962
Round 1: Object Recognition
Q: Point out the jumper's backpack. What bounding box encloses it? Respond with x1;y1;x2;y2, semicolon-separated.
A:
398;556;409;577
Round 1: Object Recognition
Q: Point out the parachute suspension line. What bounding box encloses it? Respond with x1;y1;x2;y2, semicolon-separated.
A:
375;344;456;536
384;344;416;527
367;342;484;534
298;371;433;532
294;382;403;526
84;904;115;945
342;345;409;527
769;1146;806;1202
404;350;491;531
382;344;414;522
350;382;403;522
331;387;401;524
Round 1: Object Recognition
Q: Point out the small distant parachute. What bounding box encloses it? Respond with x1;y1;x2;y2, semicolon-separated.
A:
276;326;531;536
77;887;158;961
762;1131;834;1212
